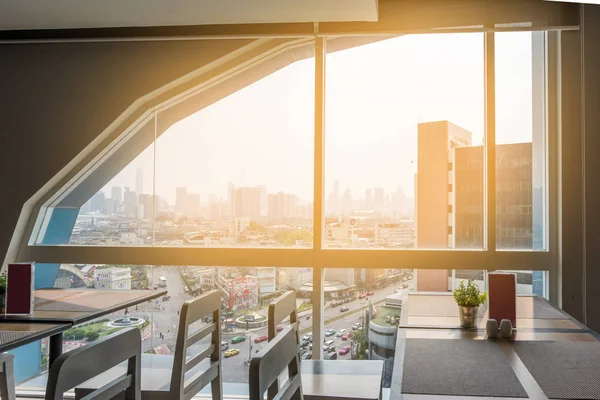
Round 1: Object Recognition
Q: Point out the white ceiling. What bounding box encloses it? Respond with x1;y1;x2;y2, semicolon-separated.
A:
0;0;378;30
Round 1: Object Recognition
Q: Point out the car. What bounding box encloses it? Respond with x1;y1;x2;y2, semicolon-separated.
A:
340;306;350;312
162;295;171;301
221;341;229;351
276;325;284;332
339;345;351;355
254;335;268;343
302;334;313;342
322;340;334;351
367;291;375;296
301;340;310;349
224;349;239;357
352;323;363;330
402;283;409;289
324;352;338;360
341;335;348;341
324;344;335;353
301;352;312;360
325;329;336;337
231;336;246;344
336;329;347;337
358;293;367;299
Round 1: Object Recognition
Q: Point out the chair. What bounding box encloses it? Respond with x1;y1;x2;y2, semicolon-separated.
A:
0;353;16;400
268;291;299;345
46;327;141;400
76;290;222;400
250;327;303;400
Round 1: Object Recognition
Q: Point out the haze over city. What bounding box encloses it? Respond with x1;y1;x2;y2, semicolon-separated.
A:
102;33;533;206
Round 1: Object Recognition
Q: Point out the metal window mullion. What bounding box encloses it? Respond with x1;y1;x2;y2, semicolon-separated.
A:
484;32;496;254
312;33;326;360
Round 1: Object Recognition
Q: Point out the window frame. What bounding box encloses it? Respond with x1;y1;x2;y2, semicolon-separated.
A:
8;30;561;360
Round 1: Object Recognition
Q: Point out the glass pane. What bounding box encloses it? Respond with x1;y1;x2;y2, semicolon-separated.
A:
495;32;547;250
30;116;157;246
324;34;484;249
153;45;315;248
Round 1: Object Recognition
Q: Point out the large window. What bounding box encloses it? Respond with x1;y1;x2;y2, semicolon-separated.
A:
11;31;557;390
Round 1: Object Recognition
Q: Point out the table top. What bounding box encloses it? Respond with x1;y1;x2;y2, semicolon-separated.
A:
390;293;599;400
302;360;384;400
0;289;167;325
0;322;70;353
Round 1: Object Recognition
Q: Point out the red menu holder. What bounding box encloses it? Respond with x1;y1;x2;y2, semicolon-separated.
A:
6;263;35;315
488;272;517;327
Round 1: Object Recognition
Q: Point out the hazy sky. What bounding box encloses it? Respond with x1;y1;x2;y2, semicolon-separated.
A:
106;32;533;205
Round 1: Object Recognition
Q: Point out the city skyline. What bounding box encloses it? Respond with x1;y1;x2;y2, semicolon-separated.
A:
100;32;533;205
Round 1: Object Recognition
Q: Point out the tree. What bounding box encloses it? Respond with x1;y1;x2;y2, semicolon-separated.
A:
249;221;267;233
85;331;100;341
350;329;368;360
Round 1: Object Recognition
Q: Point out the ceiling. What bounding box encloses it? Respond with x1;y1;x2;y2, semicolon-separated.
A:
0;0;378;30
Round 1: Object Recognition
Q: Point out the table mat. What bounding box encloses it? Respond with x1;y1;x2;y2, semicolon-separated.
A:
513;341;600;399
402;339;527;398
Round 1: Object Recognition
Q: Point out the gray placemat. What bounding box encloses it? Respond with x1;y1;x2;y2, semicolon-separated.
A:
516;297;567;319
402;339;527;398
513;341;600;399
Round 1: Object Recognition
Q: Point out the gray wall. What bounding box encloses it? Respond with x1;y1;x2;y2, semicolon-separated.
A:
0;39;252;261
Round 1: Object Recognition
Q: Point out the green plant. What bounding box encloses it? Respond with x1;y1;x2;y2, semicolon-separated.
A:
85;331;100;341
453;279;487;307
0;272;6;295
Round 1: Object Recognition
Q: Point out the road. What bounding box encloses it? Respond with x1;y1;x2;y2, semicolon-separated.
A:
70;267;413;384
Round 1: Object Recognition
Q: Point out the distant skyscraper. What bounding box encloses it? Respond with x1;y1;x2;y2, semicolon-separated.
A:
341;188;353;215
123;188;137;207
111;186;123;204
176;187;187;214
258;185;267;217
135;168;144;195
90;192;105;213
365;188;373;209
185;193;201;218
374;187;385;209
234;187;261;218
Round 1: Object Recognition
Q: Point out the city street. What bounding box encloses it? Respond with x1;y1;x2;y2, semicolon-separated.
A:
71;267;413;384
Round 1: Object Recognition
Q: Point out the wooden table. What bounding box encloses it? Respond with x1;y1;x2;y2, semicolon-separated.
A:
390;293;600;400
0;289;167;365
0;322;70;353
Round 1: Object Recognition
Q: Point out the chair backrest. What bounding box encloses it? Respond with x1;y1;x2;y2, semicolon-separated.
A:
250;327;303;400
45;327;141;400
268;291;298;343
170;290;222;400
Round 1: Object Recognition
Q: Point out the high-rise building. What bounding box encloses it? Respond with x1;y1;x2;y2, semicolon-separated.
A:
365;188;373;209
374;187;385;209
415;120;535;292
111;186;123;204
90;192;105;213
135;168;144;195
123;188;137;207
285;193;297;217
234;187;261;217
175;187;187;214
258;185;267;217
185;193;201;218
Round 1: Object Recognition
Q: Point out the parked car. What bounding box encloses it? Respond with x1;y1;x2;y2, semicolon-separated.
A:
301;352;312;360
341;335;348;341
254;335;268;343
231;336;246;344
324;352;338;360
322;340;334;351
367;291;375;296
276;325;284;332
340;306;350;312
162;295;171;301
325;329;336;337
224;349;239;357
221;341;230;351
358;293;367;299
339;345;351;355
301;340;310;349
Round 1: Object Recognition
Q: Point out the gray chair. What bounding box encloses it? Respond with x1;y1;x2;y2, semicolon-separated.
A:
76;290;222;400
268;291;299;345
46;327;141;400
0;353;16;400
250;326;303;400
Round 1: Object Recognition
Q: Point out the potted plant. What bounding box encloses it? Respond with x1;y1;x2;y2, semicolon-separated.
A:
0;272;6;314
453;279;487;328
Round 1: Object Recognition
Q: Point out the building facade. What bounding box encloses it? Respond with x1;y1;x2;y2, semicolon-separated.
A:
95;267;132;290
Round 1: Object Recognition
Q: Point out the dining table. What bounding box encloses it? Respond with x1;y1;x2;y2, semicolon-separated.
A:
0;288;167;365
390;293;600;400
